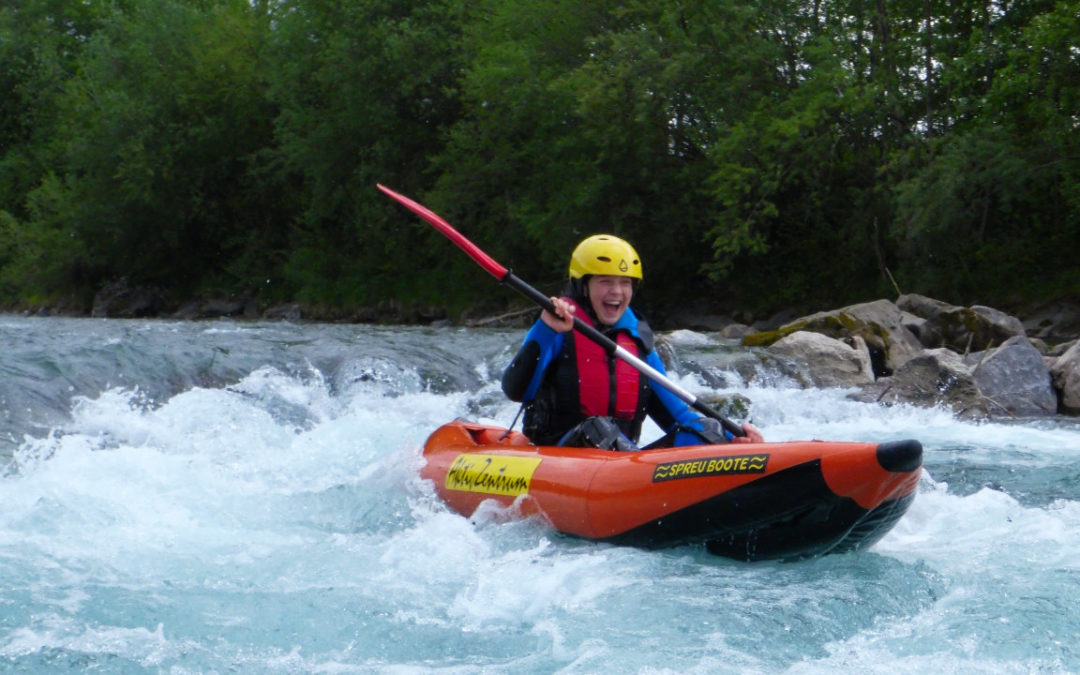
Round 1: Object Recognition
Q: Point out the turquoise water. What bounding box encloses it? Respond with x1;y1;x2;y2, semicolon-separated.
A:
2;317;1078;672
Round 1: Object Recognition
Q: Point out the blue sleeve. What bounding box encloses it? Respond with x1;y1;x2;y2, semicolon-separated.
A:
644;350;700;428
644;350;735;442
501;320;565;403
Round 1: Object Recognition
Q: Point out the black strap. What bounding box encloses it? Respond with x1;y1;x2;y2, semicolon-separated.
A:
500;403;527;441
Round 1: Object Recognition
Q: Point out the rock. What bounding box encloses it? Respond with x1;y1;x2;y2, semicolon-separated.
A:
1050;342;1080;414
743;299;924;377
719;323;753;340
201;299;245;318
263;304;302;322
171;301;202;320
850;349;991;419
654;334;680;372
710;293;1080;417
895;294;954;319
1022;299;1080;345
897;294;1025;352
768;331;874;388
171;295;256;320
754;307;803;331
900;310;929;345
1049;338;1078;358
970;336;1057;416
697;392;754;420
91;278;164;318
972;304;1027;342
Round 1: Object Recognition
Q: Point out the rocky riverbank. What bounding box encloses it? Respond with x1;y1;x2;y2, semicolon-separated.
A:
730;294;1080;418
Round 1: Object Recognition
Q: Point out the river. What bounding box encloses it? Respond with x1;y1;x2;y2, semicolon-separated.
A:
2;316;1078;672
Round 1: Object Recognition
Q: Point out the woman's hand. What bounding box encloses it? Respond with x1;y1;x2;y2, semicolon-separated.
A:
732;421;764;444
541;297;575;333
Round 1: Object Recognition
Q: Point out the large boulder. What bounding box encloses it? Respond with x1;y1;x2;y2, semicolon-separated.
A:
1050;342;1080;414
850;349;991;419
91;278;165;318
1023;299;1080;346
719;323;754;340
768;331;874;388
172;296;257;320
263;303;303;322
743;299;924;377
1048;338;1078;358
969;336;1057;417
897;294;1026;352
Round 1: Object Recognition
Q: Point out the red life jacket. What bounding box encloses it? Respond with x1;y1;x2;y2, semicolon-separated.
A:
566;298;641;419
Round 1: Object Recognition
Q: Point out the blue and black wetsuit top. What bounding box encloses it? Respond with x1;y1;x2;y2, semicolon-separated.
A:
501;298;705;446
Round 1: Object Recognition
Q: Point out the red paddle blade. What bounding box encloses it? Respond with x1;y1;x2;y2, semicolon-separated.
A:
377;184;508;280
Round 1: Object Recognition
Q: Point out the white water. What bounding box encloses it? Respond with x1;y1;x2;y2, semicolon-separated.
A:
2;317;1079;672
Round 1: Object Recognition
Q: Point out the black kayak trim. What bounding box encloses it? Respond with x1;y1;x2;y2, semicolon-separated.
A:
606;454;919;561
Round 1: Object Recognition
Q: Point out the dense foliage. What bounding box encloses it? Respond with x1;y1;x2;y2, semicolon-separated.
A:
2;0;1078;321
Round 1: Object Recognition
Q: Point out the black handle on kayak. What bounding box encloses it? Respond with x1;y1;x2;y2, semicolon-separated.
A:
376;183;745;438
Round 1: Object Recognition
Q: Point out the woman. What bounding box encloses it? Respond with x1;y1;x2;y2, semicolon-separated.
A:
502;234;763;449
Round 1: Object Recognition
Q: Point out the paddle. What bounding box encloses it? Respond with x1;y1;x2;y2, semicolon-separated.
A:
377;183;746;438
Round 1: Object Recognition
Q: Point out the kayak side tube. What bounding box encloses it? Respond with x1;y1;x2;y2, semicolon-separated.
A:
420;422;922;561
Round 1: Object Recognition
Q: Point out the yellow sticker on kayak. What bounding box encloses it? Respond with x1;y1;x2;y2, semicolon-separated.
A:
445;453;542;497
652;454;769;482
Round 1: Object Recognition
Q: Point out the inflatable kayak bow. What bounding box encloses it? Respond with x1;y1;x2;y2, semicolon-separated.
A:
422;421;922;561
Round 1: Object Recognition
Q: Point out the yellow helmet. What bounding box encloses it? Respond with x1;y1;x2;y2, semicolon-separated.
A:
568;234;643;280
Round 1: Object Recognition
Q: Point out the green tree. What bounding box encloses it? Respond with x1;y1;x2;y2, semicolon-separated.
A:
269;0;464;310
3;0;1076;317
891;0;1080;301
697;0;909;308
557;1;786;308
434;0;796;311
1;0;112;221
1;0;114;302
4;0;283;304
430;0;631;296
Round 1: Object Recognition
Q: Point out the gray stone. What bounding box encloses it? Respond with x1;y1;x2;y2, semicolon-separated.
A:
91;278;164;318
851;349;991;419
897;294;1025;352
1050;342;1080;414
719;323;753;340
972;336;1057;416
745;299;924;377
1022;300;1080;345
768;331;874;388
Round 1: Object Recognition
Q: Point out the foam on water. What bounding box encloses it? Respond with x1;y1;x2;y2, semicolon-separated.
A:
2;319;1079;672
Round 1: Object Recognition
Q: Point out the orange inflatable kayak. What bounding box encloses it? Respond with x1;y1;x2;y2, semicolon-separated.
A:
421;421;922;561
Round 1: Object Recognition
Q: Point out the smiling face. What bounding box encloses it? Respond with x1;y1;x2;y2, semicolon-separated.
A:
586;275;634;326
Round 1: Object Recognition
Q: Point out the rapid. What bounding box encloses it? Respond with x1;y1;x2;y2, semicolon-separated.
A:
2;316;1078;673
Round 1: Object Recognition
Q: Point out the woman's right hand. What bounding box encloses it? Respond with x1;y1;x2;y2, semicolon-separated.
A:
541;297;575;332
